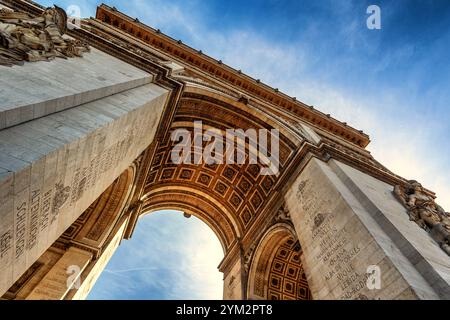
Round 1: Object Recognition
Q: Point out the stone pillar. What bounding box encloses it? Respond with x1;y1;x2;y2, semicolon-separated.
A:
66;217;129;300
25;247;92;300
284;157;450;300
219;243;245;300
0;47;170;295
1;167;136;300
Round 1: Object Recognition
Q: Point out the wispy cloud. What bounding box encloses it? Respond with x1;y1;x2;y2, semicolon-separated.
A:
88;211;223;300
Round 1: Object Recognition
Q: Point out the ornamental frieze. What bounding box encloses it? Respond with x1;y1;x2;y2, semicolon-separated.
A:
0;6;89;66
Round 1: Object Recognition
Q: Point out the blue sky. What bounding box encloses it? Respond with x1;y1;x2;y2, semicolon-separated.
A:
87;211;223;300
38;0;450;299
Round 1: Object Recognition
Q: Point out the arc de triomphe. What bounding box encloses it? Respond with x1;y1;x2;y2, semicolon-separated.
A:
0;1;449;300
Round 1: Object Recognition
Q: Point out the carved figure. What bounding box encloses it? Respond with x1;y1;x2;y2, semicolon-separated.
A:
0;6;89;66
243;243;257;273
274;205;291;223
296;179;309;201
394;180;450;256
51;182;71;222
313;213;325;230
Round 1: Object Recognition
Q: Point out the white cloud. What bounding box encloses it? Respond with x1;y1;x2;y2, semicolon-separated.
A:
89;211;224;300
275;76;450;209
158;19;450;210
126;0;449;206
168;219;224;299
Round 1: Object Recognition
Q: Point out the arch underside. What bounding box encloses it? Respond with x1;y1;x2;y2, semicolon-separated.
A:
266;237;311;300
142;87;299;253
139;85;314;300
248;225;312;300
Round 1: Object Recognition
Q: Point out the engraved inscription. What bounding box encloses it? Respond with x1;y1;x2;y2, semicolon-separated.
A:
40;189;52;231
0;230;12;259
15;201;27;259
28;190;40;250
296;178;368;299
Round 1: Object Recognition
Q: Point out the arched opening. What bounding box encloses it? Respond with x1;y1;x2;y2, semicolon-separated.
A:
141;83;301;253
0;78;308;300
86;210;224;300
247;224;312;300
78;83;306;300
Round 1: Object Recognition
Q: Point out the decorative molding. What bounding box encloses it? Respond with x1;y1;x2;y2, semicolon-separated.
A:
95;3;370;148
243;242;257;273
273;205;291;224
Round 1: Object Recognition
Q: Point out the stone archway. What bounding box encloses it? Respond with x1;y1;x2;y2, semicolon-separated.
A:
140;84;300;251
246;224;312;300
1;1;449;301
0;78;306;300
142;189;235;253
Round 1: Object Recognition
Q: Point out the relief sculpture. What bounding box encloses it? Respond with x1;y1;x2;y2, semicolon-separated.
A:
51;182;71;223
394;180;450;256
0;6;89;66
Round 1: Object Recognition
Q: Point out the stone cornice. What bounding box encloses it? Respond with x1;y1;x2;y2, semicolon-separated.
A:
0;0;184;145
95;3;371;148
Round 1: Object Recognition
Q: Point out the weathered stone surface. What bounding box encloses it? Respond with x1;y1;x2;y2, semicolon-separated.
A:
0;47;152;129
223;257;243;300
67;219;128;300
25;247;92;300
285;157;443;299
330;160;450;297
0;82;169;295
